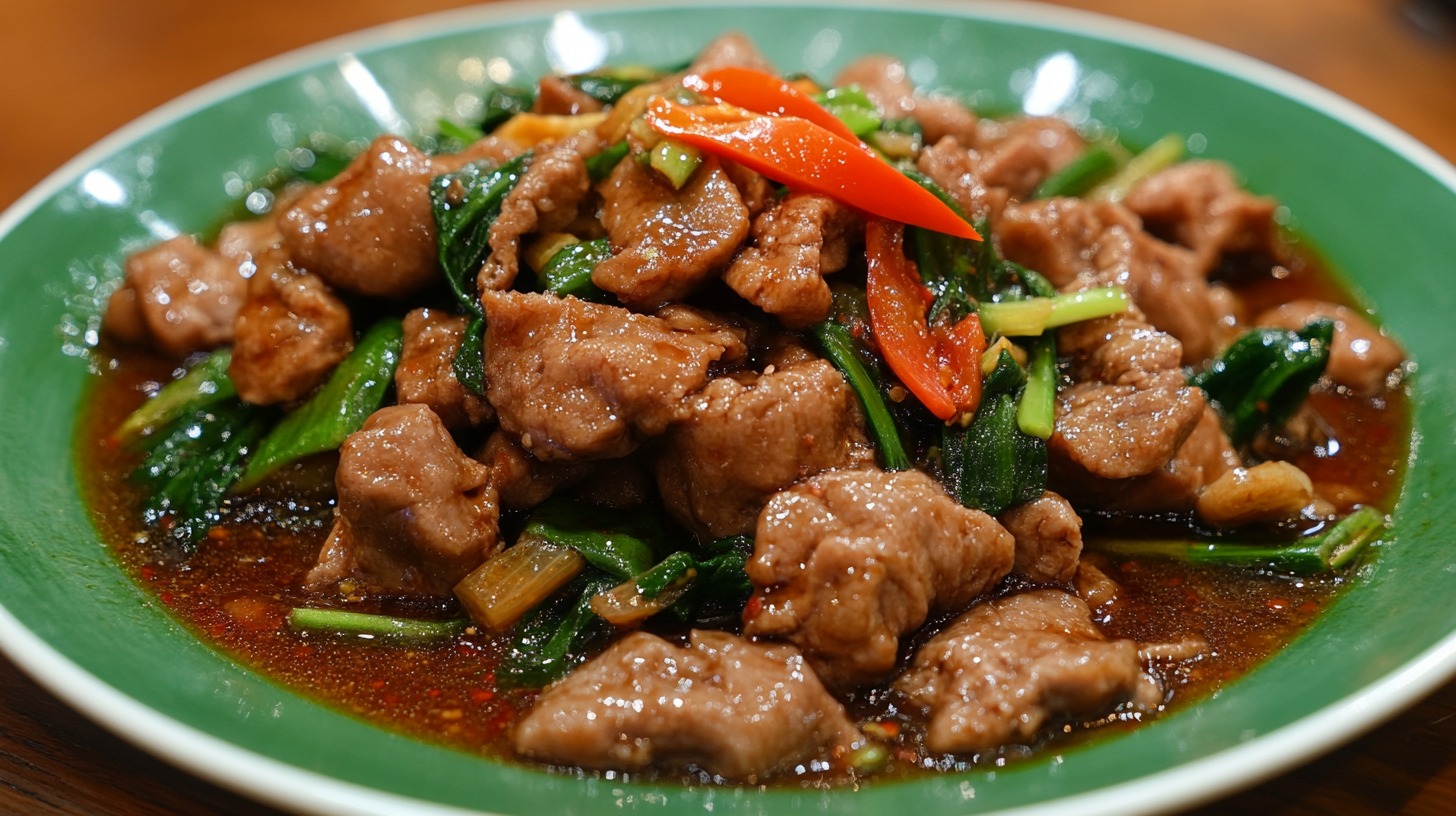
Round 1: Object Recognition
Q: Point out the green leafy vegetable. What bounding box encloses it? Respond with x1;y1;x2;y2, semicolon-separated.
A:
537;238;611;300
813;320;910;470
1090;506;1386;574
482;85;536;133
1033;142;1123;199
941;351;1047;516
585;140;629;183
1088;133;1184;202
114;347;236;443
519;500;665;581
815;85;882;137
430;153;533;316
497;573;614;689
1190;320;1334;447
234;318;404;491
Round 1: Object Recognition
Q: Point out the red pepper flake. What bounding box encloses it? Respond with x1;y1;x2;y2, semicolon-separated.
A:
159;590;175;605
470;688;496;705
742;595;763;622
1267;598;1289;611
369;678;386;690
139;565;156;582
427;687;442;699
382;693;401;706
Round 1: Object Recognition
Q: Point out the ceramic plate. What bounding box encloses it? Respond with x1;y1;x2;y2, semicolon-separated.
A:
1;1;1454;814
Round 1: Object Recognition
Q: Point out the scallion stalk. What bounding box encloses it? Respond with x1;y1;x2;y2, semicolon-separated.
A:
454;539;586;632
977;287;1130;337
289;608;466;641
813;321;911;471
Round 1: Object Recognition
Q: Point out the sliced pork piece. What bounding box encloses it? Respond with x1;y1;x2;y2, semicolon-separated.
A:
476;430;594;511
687;31;776;74
895;589;1163;755
477;131;601;292
1049;312;1236;514
1000;492;1083;584
915;137;1009;225
655;358;876;539
532;75;605;116
744;468;1014;689
996;197;1236;363
1123;161;1284;274
591;158;750;309
514;630;859;780
103;234;249;357
1255;300;1406;396
228;254;353;405
278;135;438;298
973;116;1085;199
723;193;861;328
305;404;499;597
394;308;494;431
831;55;979;145
482;291;746;461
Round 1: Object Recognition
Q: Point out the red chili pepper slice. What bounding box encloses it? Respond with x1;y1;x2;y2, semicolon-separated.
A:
683;66;862;144
645;98;979;240
866;219;985;422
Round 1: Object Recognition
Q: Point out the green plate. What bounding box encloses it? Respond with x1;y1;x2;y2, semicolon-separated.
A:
1;2;1453;813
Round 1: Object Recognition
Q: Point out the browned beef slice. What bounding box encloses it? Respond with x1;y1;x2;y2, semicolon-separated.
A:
1255;300;1405;396
278;135;437;298
305;404;500;597
476;430;594;511
996;197;1235;363
655;358;876;539
831;55;979;146
477;131;601;292
915;137;1009;225
973;116;1085;199
394;308;494;431
1048;312;1235;512
744;468;1014;689
228;254;353;405
481;291;746;462
687;31;776;74
591;158;750;309
103;235;248;357
430;134;527;174
532;75;605;116
1123;161;1283;274
722;193;860;328
513;630;859;780
895;589;1162;755
1001;492;1083;584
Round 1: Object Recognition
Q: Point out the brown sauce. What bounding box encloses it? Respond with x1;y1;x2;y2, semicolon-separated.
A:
74;246;1409;784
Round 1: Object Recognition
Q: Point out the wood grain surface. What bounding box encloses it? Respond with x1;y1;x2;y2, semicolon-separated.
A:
1;1;1453;814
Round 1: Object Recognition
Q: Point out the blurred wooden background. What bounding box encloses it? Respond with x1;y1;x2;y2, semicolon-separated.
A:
0;1;1453;813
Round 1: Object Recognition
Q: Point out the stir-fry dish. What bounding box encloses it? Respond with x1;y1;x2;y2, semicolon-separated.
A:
81;33;1410;783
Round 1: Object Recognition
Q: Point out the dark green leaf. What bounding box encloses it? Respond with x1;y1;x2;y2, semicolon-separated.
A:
482;86;535;133
1191;319;1334;447
429;153;533;316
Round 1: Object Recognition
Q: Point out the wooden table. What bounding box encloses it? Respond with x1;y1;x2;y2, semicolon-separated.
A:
1;1;1453;813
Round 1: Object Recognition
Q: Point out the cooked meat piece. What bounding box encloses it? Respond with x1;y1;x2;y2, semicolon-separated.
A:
394;308;494;431
895;589;1162;755
476;430;594;511
723;193;861;328
430;134;527;174
532;75;605;116
1000;492;1083;584
722;161;777;219
514;630;859;780
1051;372;1205;480
591;158;750;309
687;31;776;74
1123;161;1284;274
1049;312;1236;513
305;404;500;597
278;135;438;298
477;131;601;292
973;116;1085;199
915;137;1009;224
1255;300;1406;396
1055;404;1239;514
996;197;1236;363
1074;558;1120;608
744;468;1014;689
228;253;353;405
214;218;284;273
103;235;248;357
655;358;876;539
482;291;746;461
1194;461;1315;527
832;55;979;146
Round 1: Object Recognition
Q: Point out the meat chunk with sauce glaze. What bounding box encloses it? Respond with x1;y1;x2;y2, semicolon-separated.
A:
1255;300;1406;396
394;308;494;431
279;135;438;298
723;193;861;328
481;291;745;462
514;630;860;780
895;589;1163;755
1000;492;1084;584
654;357;876;539
1123;161;1284;275
744;468;1014;689
305;404;499;597
103;234;249;357
591;158;751;309
228;254;354;406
